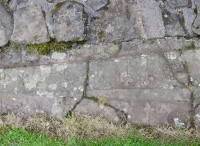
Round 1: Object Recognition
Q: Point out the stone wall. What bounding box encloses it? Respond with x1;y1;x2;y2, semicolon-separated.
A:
1;0;200;128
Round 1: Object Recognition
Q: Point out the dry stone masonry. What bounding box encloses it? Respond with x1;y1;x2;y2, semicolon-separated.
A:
1;0;200;128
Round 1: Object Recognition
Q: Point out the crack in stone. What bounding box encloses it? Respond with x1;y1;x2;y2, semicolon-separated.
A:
83;96;128;125
159;49;195;129
65;61;90;117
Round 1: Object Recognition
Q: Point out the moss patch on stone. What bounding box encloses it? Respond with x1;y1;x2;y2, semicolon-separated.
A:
27;38;86;56
51;2;64;15
194;8;198;15
27;38;73;55
185;42;195;50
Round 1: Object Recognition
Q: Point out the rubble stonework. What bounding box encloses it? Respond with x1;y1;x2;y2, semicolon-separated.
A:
1;0;200;128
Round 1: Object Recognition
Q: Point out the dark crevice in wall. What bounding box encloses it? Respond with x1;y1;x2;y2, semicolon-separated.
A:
65;61;90;117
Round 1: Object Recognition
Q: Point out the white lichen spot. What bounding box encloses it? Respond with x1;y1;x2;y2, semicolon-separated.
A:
164;14;168;18
0;69;4;73
128;115;131;119
57;65;67;71
166;52;177;60
73;87;77;91
74;98;77;101
114;59;119;62
91;75;95;77
25;80;37;90
174;118;185;128
11;98;16;101
63;82;68;88
19;70;24;73
195;114;200;121
123;108;127;113
51;52;66;60
190;77;193;82
141;54;147;58
39;66;51;76
48;84;57;90
121;72;128;78
78;86;84;91
99;104;105;109
106;24;114;33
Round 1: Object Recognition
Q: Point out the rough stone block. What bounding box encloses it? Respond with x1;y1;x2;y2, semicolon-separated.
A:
93;0;141;42
84;0;108;11
138;0;165;38
11;5;49;44
53;2;85;42
192;0;200;34
166;0;192;8
0;3;13;46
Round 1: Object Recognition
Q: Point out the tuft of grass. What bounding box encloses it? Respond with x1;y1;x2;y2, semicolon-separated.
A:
0;113;200;145
0;127;66;146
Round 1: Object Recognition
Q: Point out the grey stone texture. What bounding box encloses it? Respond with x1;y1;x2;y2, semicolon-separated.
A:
53;2;85;42
192;0;200;35
1;0;200;128
162;10;187;36
166;0;192;8
11;5;49;44
84;0;108;11
138;0;165;38
93;0;142;42
0;3;13;46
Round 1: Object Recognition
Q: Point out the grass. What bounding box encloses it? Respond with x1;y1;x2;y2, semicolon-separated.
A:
0;113;200;145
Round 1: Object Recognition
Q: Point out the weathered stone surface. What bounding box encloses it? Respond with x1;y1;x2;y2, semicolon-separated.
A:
183;8;196;36
74;99;120;123
0;3;13;46
162;10;186;36
108;99;189;126
192;0;200;34
138;0;165;38
11;5;49;44
0;62;87;116
119;37;194;57
1;48;22;64
53;2;85;42
0;62;86;97
86;54;191;126
0;93;80;117
88;55;184;90
183;49;200;85
166;0;192;8
94;0;141;42
84;0;108;11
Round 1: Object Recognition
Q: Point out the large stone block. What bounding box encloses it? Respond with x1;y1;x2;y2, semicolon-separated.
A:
11;5;49;44
93;0;141;42
0;3;13;46
53;2;85;42
192;0;200;34
138;0;165;38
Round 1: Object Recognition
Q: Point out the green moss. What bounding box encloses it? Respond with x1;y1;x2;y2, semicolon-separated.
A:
27;38;86;56
51;2;64;15
185;42;195;50
0;0;7;3
194;7;198;15
27;38;72;55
